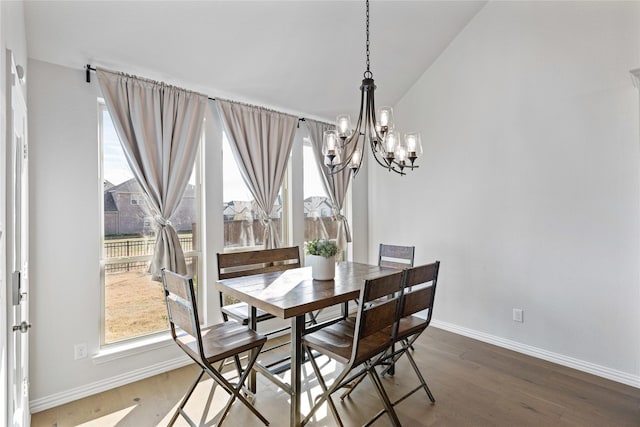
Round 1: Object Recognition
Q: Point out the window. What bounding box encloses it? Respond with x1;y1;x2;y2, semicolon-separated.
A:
222;133;288;251
130;193;145;205
99;101;202;345
303;139;337;243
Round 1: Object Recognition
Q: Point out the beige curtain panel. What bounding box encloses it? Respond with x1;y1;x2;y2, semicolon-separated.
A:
216;99;298;249
96;68;206;280
305;119;353;253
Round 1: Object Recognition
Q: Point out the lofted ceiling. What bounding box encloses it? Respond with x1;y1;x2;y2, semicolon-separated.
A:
24;0;486;122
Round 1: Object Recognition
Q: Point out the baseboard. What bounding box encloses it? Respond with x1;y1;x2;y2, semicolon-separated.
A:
30;355;192;413
431;319;640;389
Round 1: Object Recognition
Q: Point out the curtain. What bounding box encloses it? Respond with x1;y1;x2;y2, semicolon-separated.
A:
305;119;353;253
96;68;206;280
216;99;297;249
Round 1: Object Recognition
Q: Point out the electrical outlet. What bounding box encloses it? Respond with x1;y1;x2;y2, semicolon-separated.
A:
513;308;523;323
74;343;88;360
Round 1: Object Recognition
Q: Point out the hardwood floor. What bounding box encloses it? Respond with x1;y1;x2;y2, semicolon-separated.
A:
32;327;640;426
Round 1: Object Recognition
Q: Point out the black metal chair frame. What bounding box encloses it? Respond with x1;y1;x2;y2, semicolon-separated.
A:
161;269;269;426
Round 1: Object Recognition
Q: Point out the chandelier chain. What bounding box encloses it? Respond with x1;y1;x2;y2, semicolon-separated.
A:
365;0;371;78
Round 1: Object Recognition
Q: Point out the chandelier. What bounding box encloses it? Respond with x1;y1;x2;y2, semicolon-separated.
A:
322;0;422;177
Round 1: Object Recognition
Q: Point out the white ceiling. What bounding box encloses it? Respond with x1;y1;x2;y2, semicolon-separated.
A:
24;0;486;122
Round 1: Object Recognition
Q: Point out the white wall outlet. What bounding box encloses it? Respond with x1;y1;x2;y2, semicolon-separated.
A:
74;343;88;360
513;308;523;323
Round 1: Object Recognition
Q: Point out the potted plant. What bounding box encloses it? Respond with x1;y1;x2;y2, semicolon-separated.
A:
305;239;339;280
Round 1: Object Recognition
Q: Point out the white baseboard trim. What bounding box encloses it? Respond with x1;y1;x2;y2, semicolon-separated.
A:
30;355;192;413
431;320;640;389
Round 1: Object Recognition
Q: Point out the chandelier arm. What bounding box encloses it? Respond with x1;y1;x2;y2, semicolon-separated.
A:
346;83;367;148
329;82;367;175
366;83;385;143
366;89;388;164
369;146;406;175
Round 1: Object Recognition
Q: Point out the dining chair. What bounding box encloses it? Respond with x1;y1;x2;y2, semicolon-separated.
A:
161;269;269;426
376;243;416;361
217;246;301;326
378;243;415;270
301;270;405;427
361;261;440;425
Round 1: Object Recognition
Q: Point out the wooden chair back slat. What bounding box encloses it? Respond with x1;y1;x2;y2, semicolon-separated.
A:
161;270;200;343
217;247;301;280
378;244;415;269
163;269;191;300
166;296;197;337
356;271;404;340
404;262;438;288
402;286;434;317
360;299;399;338
400;261;440;324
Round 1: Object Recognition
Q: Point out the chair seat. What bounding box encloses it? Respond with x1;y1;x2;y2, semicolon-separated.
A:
397;315;428;341
221;302;276;325
177;320;267;363
303;318;392;366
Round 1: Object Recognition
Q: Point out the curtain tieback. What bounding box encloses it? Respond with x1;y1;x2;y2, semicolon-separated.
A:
154;215;172;227
333;212;352;243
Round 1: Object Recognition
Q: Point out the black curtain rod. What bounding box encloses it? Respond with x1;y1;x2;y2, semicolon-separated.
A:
84;64;307;125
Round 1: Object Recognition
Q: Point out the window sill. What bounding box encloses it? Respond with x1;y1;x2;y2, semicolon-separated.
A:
92;332;174;365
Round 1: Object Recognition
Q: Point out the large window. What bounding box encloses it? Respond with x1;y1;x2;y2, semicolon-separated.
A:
99;102;201;345
222;133;287;250
303;139;337;242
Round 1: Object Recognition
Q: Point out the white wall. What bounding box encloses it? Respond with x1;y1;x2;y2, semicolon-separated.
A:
369;1;640;384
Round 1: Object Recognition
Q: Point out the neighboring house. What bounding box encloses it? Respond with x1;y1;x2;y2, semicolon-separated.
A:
104;178;196;236
304;196;333;218
223;196;283;221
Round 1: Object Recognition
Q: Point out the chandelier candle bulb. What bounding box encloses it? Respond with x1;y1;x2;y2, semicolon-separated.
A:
323;130;339;156
379;107;393;127
385;130;400;158
337;115;352;139
350;150;361;170
405;132;423;165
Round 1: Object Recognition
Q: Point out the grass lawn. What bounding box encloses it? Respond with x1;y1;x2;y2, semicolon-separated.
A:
104;270;168;343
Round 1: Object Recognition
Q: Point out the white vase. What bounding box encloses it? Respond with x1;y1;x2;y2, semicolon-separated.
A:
308;254;336;281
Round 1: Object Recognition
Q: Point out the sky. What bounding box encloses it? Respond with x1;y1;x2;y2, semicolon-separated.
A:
102;109;327;201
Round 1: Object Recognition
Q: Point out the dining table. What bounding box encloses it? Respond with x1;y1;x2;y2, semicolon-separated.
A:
215;261;397;427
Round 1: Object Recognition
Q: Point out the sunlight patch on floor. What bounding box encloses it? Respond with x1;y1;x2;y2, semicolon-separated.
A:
77;405;136;426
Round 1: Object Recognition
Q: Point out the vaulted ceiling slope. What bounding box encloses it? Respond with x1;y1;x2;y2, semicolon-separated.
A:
24;0;486;121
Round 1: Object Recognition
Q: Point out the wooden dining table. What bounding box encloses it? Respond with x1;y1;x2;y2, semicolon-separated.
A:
215;261;396;427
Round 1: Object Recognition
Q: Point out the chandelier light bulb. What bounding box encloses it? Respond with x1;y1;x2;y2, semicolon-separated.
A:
350;149;361;170
322;130;339;156
378;107;393;128
405;133;422;156
336;115;352;139
384;130;400;158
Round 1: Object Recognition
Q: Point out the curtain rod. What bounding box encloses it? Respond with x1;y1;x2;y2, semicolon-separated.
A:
84;64;307;125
